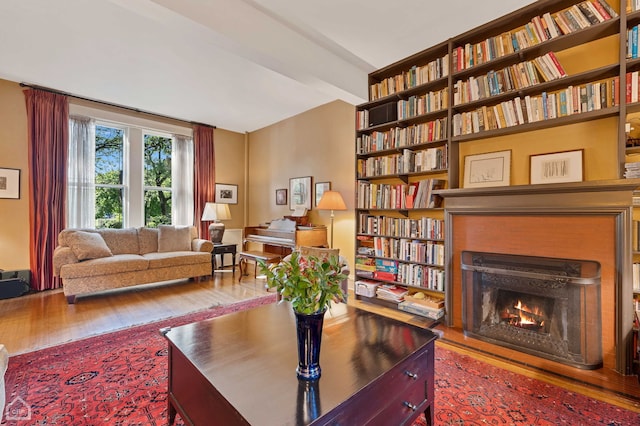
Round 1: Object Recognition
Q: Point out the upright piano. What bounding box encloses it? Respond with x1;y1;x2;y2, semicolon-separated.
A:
243;218;327;255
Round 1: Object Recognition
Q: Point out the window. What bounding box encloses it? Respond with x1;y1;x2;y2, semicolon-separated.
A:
95;125;125;228
68;104;193;229
143;133;172;227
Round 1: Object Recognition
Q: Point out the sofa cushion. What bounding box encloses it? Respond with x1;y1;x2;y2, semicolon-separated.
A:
138;227;159;254
98;228;140;255
158;225;191;252
59;254;149;279
66;231;113;261
144;251;211;269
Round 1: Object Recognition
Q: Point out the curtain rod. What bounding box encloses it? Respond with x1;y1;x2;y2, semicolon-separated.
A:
19;82;216;129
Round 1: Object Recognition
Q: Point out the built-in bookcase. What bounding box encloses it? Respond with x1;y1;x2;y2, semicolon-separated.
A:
355;0;640;338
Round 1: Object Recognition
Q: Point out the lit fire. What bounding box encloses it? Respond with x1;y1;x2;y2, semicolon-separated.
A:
502;299;545;330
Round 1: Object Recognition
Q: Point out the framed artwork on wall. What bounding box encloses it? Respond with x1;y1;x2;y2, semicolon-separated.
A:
215;183;238;204
463;150;511;188
315;182;330;207
289;176;312;211
275;188;287;205
530;149;584;185
0;168;20;199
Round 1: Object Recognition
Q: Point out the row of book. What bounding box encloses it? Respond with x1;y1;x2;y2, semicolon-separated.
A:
356;119;448;155
396;263;445;291
364;237;445;266
357;214;444;240
452;1;617;72
632;263;640;292
626;25;640;59
453;52;566;106
625;71;640;103
357;179;446;210
397;87;449;120
357;146;447;178
452;77;619;136
628;1;640;12
370;54;450;101
632;221;640;252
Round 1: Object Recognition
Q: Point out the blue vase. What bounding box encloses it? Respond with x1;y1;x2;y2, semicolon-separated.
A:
294;310;325;380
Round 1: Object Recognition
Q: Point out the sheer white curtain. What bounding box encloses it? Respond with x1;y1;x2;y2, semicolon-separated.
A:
172;134;194;226
67;116;95;228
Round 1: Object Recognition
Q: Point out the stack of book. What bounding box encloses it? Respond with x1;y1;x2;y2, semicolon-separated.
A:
624;161;640;178
376;284;407;303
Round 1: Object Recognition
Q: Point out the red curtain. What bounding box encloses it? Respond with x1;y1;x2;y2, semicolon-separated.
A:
193;125;216;239
24;89;68;291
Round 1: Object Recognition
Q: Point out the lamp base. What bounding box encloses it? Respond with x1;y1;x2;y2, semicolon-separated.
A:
209;222;225;244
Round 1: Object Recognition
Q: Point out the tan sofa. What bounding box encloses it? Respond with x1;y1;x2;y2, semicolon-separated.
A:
53;225;213;304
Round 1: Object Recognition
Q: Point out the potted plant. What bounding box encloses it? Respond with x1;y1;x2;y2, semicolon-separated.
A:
259;251;347;380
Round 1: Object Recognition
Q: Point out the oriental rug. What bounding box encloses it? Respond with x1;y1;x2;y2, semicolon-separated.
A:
4;295;639;425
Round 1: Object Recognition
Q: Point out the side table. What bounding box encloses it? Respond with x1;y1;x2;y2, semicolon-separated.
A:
212;243;237;273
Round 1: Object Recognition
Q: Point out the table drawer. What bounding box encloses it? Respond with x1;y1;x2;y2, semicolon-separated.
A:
317;344;433;425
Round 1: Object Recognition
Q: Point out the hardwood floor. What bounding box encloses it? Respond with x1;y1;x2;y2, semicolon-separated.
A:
1;271;639;413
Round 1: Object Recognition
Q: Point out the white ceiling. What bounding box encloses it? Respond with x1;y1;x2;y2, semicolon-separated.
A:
0;0;536;133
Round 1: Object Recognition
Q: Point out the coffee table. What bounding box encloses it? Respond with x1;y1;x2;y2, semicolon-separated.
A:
164;302;436;425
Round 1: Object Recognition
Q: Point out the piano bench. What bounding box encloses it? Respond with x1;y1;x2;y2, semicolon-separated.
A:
237;251;282;282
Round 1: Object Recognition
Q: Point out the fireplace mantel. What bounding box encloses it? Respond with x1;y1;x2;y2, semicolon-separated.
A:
440;179;640;374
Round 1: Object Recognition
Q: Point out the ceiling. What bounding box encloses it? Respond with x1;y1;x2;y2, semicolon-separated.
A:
0;0;536;133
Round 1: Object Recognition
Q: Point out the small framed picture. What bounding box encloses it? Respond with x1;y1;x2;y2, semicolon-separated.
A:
0;168;20;199
275;188;287;205
215;183;238;204
315;182;330;206
463;150;511;188
289;176;312;211
530;149;584;185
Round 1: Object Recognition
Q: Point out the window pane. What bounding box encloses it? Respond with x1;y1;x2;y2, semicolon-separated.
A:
95;187;123;229
145;189;172;227
144;134;172;188
95;125;124;185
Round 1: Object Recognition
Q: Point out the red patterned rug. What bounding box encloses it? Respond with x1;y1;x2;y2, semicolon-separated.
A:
4;296;639;425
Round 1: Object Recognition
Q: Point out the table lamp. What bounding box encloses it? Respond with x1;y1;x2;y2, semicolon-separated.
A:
201;202;231;243
317;190;347;248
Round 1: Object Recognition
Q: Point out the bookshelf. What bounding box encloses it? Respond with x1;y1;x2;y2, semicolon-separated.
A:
354;0;640;346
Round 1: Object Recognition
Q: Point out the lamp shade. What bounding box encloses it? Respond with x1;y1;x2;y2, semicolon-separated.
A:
201;202;231;221
317;191;347;211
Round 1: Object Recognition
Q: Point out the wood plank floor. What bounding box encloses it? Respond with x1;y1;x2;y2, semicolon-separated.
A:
1;271;639;413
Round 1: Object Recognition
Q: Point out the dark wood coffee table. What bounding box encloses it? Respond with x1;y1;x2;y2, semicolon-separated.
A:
164;302;437;425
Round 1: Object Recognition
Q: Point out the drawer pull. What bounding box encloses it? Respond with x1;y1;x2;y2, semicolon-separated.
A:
404;370;418;380
403;401;417;411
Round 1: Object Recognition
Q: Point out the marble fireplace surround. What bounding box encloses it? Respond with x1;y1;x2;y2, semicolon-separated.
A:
440;180;638;374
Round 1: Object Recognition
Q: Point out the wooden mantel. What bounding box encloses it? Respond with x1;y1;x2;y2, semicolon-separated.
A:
439;179;640;374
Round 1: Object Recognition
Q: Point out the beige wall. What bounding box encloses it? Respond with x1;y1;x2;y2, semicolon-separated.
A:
0;80;30;270
247;100;356;268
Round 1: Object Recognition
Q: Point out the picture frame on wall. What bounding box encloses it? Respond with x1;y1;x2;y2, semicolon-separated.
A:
0;168;20;199
530;149;584;185
275;188;287;205
315;181;330;207
215;183;238;204
289;176;312;211
463;150;511;188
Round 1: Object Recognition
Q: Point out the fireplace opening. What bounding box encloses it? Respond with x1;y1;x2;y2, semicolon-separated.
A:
461;251;602;369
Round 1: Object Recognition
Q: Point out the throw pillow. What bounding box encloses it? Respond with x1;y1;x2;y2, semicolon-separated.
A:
158;225;192;252
299;246;339;262
67;231;113;261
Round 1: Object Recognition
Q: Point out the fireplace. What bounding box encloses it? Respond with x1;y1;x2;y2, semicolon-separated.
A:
461;251;602;369
440;181;637;374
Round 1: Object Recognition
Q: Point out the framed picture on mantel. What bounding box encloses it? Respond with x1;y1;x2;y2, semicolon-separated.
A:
530;149;583;185
463;150;511;188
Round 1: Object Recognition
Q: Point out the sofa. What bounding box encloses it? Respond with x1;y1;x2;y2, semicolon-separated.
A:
53;225;213;304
